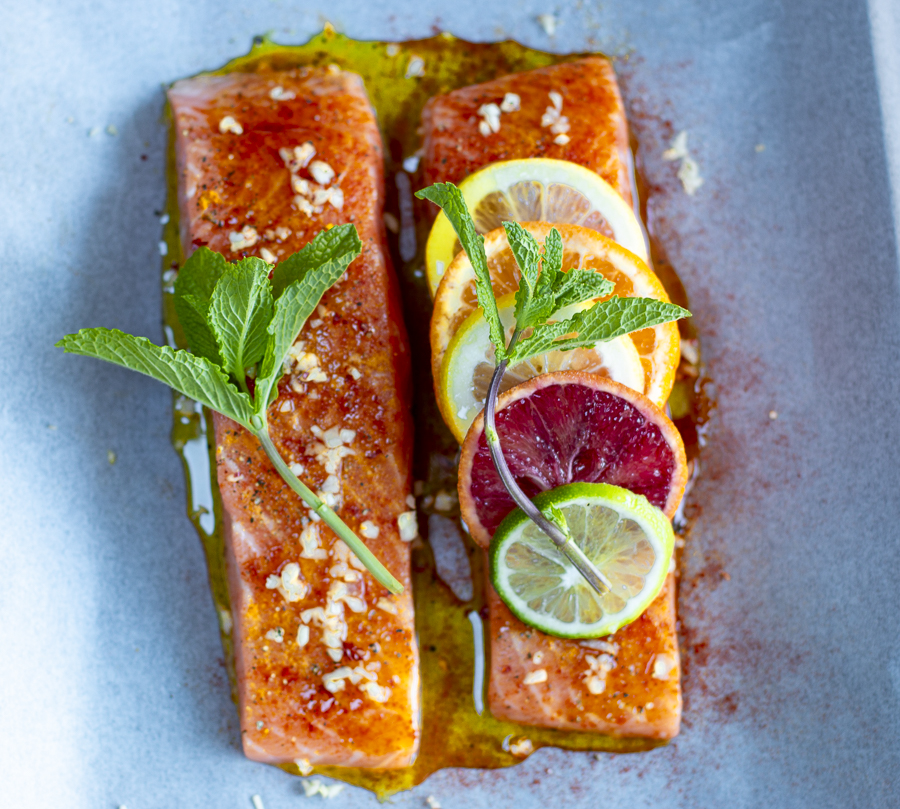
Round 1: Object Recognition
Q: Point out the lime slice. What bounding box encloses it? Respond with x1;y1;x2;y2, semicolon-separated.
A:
490;482;674;638
425;158;648;295
438;292;644;443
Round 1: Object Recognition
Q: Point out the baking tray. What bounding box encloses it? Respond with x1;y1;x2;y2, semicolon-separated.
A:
1;1;898;807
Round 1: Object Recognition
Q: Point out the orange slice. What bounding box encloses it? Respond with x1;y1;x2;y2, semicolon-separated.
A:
430;222;680;408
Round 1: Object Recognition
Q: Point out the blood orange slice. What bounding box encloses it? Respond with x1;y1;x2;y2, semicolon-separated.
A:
458;371;688;549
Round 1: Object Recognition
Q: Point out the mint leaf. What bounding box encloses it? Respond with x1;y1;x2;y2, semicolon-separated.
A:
174;246;229;301
503;221;544;329
542;227;564;278
508;297;690;364
56;328;253;427
416;183;507;360
208;258;273;382
532;226;563;307
173;247;229;363
271;224;361;299
174;293;222;365
255;226;361;407
551;269;615;312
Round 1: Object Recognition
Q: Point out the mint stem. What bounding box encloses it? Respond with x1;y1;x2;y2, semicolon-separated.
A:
253;425;403;595
483;336;611;595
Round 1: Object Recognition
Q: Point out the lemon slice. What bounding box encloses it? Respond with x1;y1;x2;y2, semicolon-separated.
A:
425;158;648;295
438;293;644;443
490;482;674;638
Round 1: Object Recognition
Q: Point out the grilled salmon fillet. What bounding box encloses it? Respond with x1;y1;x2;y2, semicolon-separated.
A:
487;578;681;738
421;57;681;739
169;67;420;768
421;56;633;206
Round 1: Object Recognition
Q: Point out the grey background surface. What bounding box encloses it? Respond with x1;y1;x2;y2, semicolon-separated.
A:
1;1;899;807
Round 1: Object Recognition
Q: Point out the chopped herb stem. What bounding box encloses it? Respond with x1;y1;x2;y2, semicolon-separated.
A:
254;426;403;595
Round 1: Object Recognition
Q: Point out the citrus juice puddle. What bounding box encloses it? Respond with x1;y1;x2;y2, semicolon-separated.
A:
162;29;709;798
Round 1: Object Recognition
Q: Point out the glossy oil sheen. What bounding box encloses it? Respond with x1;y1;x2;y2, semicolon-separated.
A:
162;28;707;798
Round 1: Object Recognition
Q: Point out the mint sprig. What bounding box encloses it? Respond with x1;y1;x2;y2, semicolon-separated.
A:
509;296;690;364
57;329;255;427
417;180;691;595
57;225;403;595
208;258;274;390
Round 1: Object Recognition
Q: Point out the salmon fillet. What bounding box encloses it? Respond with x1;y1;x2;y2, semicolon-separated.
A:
168;67;420;767
421;58;682;739
421;56;633;206
487;578;681;738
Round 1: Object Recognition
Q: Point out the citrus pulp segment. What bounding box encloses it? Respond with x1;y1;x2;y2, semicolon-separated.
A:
489;482;674;638
430;222;680;409
424;158;648;295
458;371;687;549
437;292;644;443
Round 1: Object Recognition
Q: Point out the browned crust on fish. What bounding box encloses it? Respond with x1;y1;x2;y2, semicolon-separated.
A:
169;66;420;767
421;56;633;205
421;56;681;740
487;577;681;738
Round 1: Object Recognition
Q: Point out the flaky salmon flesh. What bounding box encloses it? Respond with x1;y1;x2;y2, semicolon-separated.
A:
422;57;682;739
168;67;420;768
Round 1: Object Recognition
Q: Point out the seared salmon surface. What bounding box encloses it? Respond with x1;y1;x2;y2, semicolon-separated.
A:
169;67;420;767
421;56;633;205
422;58;682;739
488;578;681;738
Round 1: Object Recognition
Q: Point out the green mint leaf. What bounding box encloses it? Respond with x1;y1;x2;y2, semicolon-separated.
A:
55;328;253;427
173;247;229;363
508;297;691;364
173;246;229;301
270;224;361;300
208;258;274;382
551;269;615;312
532;226;563;306
174;293;222;365
255;226;362;408
503;221;543;329
542;227;564;278
517;296;557;331
416;183;506;360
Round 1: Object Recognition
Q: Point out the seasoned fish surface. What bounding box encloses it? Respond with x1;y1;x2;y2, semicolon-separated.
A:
488;578;681;738
169;67;420;768
421;56;633;205
422;57;681;739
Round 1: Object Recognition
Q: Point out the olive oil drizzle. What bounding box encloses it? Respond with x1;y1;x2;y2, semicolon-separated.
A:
162;27;707;799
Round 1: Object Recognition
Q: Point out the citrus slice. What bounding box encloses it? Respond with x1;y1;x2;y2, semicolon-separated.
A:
425;158;648;295
438;292;644;442
430;222;680;408
490;482;674;638
459;371;687;549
